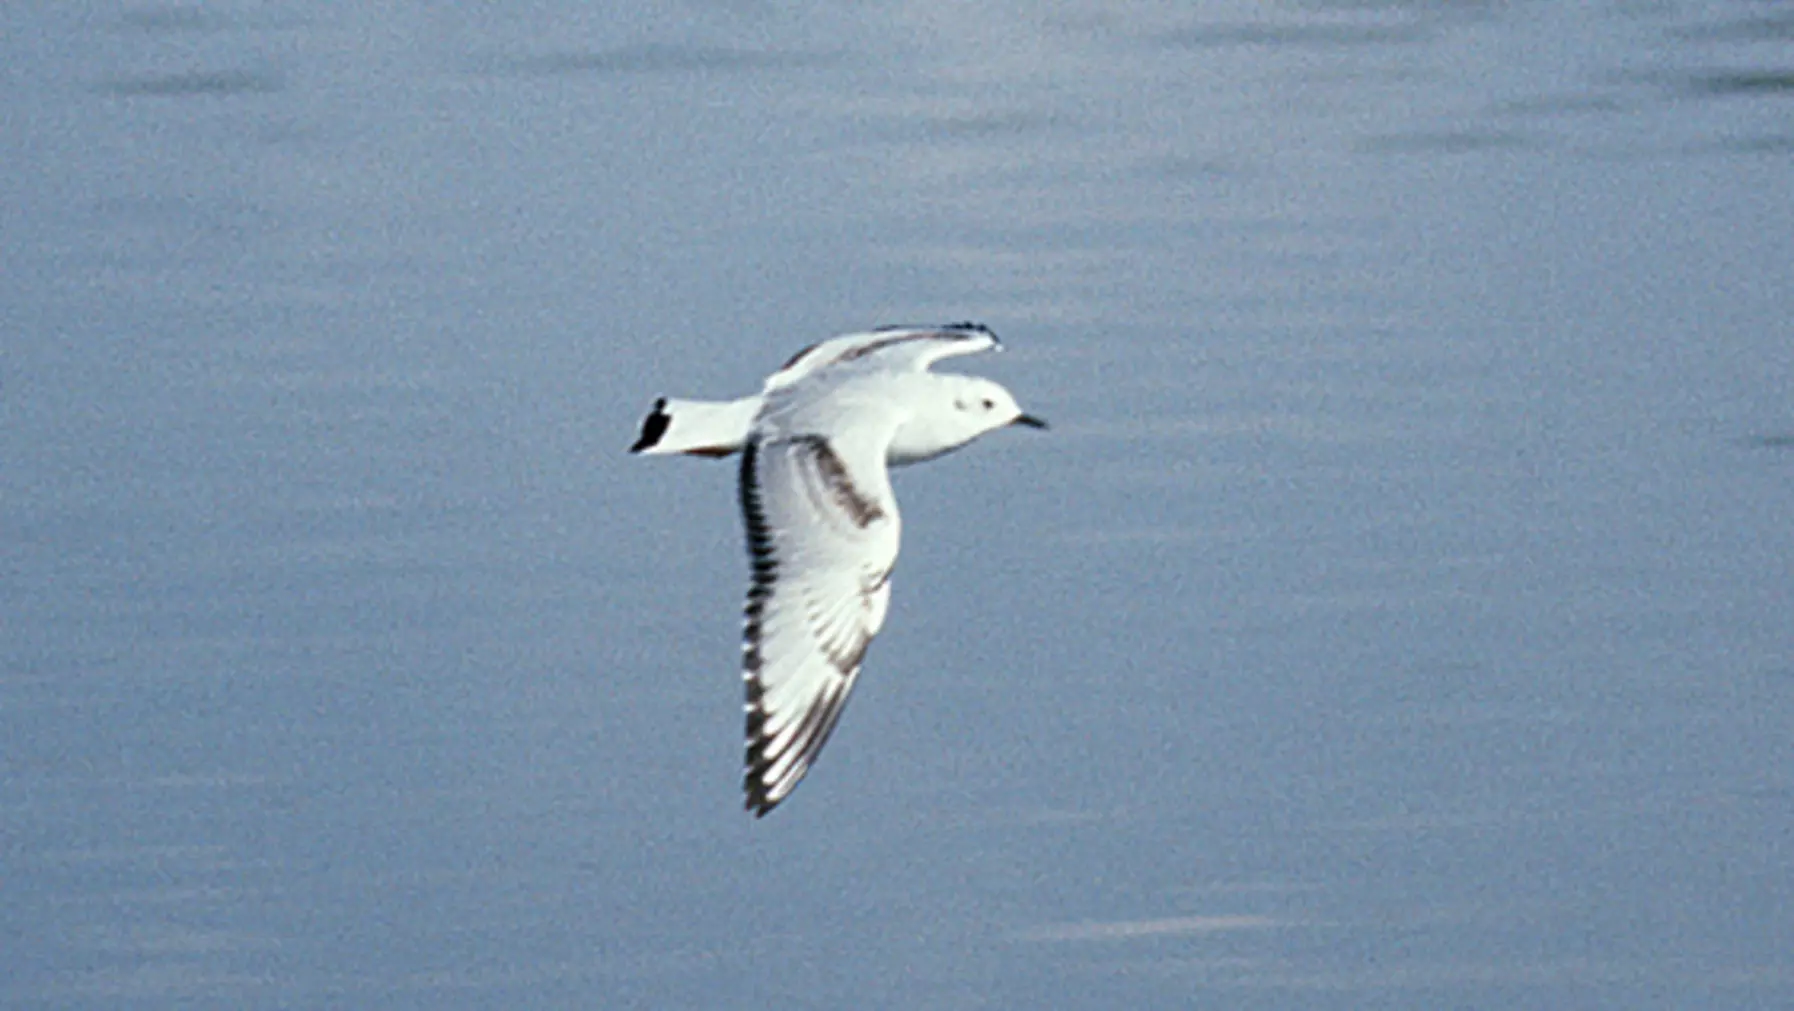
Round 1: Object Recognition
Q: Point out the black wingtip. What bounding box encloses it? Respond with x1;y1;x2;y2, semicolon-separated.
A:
744;765;782;817
871;320;997;341
945;322;998;348
943;320;994;336
630;397;670;453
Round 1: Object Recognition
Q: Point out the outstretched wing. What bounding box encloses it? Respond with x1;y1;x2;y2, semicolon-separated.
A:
764;322;1000;392
738;430;902;816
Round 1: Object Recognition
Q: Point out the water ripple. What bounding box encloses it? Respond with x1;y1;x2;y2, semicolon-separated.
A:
474;43;831;79
98;69;283;97
1685;69;1794;97
1157;22;1431;49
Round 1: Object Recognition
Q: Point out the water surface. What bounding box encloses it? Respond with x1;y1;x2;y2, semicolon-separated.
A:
4;1;1790;1007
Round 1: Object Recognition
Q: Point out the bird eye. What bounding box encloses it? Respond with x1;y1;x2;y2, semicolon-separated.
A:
981;398;995;409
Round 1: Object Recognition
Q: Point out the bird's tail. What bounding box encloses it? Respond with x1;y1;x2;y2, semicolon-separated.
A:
630;396;760;457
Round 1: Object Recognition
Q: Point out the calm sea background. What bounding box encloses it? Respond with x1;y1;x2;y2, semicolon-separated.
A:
4;2;1791;1008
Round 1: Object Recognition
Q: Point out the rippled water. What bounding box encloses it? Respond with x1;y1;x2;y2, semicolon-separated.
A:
4;2;1791;1007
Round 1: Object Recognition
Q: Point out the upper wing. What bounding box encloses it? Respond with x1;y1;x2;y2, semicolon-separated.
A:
738;429;902;816
763;322;1000;393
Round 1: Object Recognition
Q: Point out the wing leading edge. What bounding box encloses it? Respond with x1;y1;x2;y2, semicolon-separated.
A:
764;322;1000;393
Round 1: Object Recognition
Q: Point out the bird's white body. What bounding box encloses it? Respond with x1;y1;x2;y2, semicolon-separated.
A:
631;323;1043;816
632;325;1031;465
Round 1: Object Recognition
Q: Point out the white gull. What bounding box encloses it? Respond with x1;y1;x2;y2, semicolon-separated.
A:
631;322;1046;816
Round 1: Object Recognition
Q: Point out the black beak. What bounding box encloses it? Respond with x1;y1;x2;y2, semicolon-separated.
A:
1011;414;1049;430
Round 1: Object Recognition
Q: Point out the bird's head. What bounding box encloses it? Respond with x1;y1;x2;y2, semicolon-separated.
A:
951;376;1048;435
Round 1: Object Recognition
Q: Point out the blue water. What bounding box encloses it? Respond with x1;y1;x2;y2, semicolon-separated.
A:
4;2;1791;1007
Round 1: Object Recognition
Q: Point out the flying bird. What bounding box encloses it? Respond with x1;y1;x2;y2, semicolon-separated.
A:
631;323;1045;816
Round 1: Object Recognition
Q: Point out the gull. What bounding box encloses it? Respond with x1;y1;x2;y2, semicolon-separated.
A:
631;322;1046;816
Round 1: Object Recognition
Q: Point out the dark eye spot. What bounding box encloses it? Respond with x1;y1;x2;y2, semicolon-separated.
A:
982;398;994;409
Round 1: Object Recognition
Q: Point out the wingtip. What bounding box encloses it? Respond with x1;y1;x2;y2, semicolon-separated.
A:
744;774;783;818
943;321;1000;346
871;320;997;343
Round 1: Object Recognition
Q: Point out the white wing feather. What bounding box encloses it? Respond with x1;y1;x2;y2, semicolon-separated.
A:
739;424;902;816
763;323;999;392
